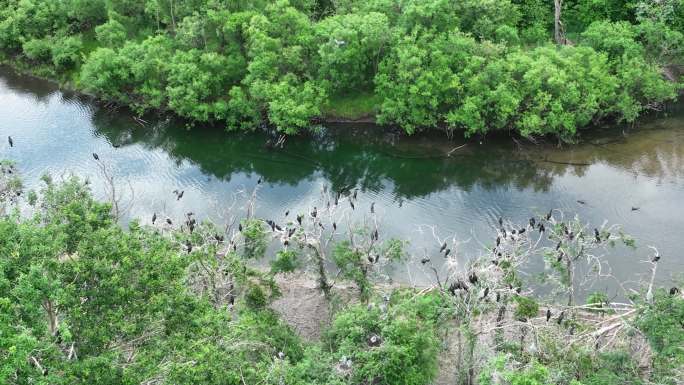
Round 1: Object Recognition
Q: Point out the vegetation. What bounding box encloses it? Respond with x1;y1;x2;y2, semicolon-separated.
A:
0;0;682;141
2;161;683;384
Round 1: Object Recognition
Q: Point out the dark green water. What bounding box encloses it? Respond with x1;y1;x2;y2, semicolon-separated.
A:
1;66;683;291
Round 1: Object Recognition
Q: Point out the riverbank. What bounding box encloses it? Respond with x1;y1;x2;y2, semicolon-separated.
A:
3;166;681;385
1;0;681;141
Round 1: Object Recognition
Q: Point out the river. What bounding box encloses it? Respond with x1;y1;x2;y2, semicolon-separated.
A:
1;66;683;295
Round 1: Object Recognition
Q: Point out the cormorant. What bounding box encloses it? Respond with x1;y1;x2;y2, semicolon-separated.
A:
332;222;337;231
496;292;500;302
556;311;565;325
483;287;490;298
176;191;184;200
594;228;601;242
92;152;99;160
518;228;526;234
539;223;545;233
296;214;303;225
557;252;564;262
468;272;478;285
152;213;157;224
556;241;562;250
257;177;262;184
498;217;503;226
238;223;243;232
311;207;317;218
496;236;501;247
373;229;379;240
353;190;357;199
420;257;430;264
185;240;192;253
652;254;660;262
285;210;289;217
440;241;447;252
546;309;551;322
166;218;172;225
529;217;535;227
670;287;680;296
546;209;552;221
7;136;13;147
444;248;451;257
370;202;375;214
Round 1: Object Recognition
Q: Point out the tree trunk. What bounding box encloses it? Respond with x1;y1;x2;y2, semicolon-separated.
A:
554;0;565;45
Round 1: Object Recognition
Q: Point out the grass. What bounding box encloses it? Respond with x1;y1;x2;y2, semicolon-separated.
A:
322;90;382;121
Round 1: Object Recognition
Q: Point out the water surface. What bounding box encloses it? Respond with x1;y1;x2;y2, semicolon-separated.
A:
1;66;683;294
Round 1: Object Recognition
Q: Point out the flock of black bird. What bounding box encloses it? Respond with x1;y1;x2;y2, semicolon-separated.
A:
5;135;681;299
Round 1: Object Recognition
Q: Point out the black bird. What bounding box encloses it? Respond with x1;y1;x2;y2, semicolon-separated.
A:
284;239;289;246
332;222;337;231
319;222;325;230
166;218;172;225
556;311;565;325
539;223;545;233
511;229;517;235
370;202;375;214
518;228;526;234
556;241;562;250
468;272;478;285
498;217;503;226
557;252;564;262
594;228;601;242
546;309;552;322
288;228;296;237
311;207;317;218
176;191;184;200
285;210;289;217
496;292;500;302
92;152;99;160
482;287;490;299
496;236;501;247
238;223;243;232
444;248;451;257
529;217;536;228
421;257;430;264
353;190;357;200
373;229;379;240
257;177;262;184
502;228;507;238
275;224;283;232
367;255;374;263
670;287;680;296
185;240;192;253
152;212;157;224
652;254;661;263
440;241;447;252
546;209;553;221
296;214;303;226
8;136;13;147
631;206;639;211
577;200;586;205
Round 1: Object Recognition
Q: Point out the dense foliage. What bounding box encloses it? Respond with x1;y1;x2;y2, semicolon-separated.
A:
0;0;681;140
